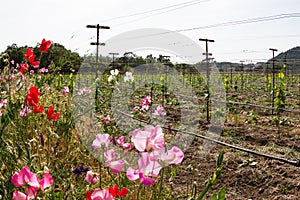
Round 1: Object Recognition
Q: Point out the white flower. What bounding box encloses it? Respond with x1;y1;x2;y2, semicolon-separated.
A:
108;75;114;82
110;69;119;76
124;72;134;82
108;69;119;82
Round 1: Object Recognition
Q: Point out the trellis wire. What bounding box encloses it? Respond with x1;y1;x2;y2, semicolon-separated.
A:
116;110;300;167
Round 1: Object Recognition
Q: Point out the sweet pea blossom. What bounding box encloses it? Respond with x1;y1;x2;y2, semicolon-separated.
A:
39;39;52;53
20;106;31;117
124;71;134;82
108;69;119;82
140;96;152;112
62;86;69;95
12;191;27;200
24;48;39;68
47;106;60;120
0;99;7;108
86;185;128;200
38;68;48;73
77;87;91;95
109;185;129;198
72;165;90;177
117;136;131;150
131;125;165;152
152;106;166;116
26;86;44;113
19;63;29;74
85;170;99;184
104;149;124;174
126;152;162;186
11;166;53;199
87;188;114;200
92;134;110;149
104;115;110;121
150;146;184;166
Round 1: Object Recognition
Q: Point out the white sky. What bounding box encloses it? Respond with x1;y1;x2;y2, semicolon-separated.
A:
1;0;300;63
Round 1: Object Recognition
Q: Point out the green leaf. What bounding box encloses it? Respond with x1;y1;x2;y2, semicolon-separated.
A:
217;150;224;167
218;187;226;200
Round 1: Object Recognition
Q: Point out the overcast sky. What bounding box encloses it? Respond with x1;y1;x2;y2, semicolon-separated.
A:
1;0;300;63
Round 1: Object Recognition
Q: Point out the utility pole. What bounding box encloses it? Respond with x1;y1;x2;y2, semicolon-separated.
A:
199;38;214;123
161;55;171;106
230;64;233;86
109;52;119;68
269;48;277;115
86;24;110;77
240;60;244;90
266;61;269;92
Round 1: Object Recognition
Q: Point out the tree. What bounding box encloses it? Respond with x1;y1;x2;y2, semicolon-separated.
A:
0;42;83;73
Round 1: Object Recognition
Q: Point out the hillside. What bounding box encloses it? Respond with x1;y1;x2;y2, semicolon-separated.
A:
215;47;300;74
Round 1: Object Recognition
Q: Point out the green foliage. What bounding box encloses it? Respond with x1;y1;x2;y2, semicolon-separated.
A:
275;70;286;114
211;187;226;200
196;151;225;200
0;42;82;73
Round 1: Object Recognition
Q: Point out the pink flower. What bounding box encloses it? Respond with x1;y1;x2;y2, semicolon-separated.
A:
62;86;69;95
90;188;114;200
92;134;110;149
25;186;38;199
77;87;91;95
116;136;131;150
104;149;124;174
12;191;27;200
0;99;7;108
139;96;152;112
85;171;99;184
20;106;31;117
11;166;53;199
38;68;48;73
0;110;2;116
131;125;165;152
104;115;110;121
11;166;40;188
39;172;53;190
139;173;156;186
126;152;161;186
126;167;140;181
138;152;161;177
152;106;166;116
160;146;184;165
133;106;140;111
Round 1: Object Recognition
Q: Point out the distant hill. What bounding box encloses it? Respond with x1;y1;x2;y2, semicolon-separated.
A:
253;46;300;74
216;47;300;74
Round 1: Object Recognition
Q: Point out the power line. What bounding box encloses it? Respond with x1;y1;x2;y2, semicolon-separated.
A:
117;13;300;40
112;0;211;27
116;109;300;167
101;0;210;23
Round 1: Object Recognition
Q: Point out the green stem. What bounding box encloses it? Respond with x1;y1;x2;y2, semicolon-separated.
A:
157;167;165;200
197;181;212;200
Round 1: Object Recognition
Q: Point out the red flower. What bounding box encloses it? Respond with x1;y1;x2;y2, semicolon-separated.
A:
33;105;44;113
86;190;94;200
40;39;51;53
26;86;44;113
26;86;40;107
20;63;29;74
47;106;60;120
24;47;39;68
28;55;39;68
109;185;128;198
24;48;34;59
